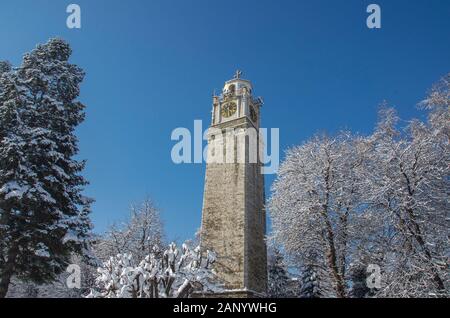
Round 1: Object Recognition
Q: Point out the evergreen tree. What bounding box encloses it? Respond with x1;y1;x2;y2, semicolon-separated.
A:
299;258;335;298
0;39;93;298
0;61;11;74
348;263;370;298
299;265;321;298
299;264;336;298
267;247;290;297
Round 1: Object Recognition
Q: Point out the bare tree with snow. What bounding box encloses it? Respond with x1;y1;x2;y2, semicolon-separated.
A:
270;74;449;298
269;132;370;297
366;77;449;297
97;198;165;262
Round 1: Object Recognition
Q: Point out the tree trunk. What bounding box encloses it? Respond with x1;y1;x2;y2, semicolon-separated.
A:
322;163;346;298
405;208;445;292
324;221;346;298
0;245;18;298
400;166;445;292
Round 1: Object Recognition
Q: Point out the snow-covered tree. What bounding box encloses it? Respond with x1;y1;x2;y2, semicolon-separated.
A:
0;39;93;298
270;74;449;298
98;199;164;262
299;265;322;298
367;96;448;297
298;251;336;298
267;247;291;298
5;250;101;298
0;61;11;75
269;133;370;297
87;242;220;298
348;263;371;298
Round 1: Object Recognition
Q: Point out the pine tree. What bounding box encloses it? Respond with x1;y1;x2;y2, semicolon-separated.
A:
0;39;93;298
299;265;320;298
0;61;11;74
267;247;290;297
299;263;335;298
348;263;370;298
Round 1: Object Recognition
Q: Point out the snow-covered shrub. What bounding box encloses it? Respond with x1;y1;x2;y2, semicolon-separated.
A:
87;242;220;298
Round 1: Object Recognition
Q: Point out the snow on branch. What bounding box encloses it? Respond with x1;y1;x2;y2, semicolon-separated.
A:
87;242;221;298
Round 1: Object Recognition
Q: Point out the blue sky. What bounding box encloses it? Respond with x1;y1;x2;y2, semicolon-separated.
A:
1;0;449;242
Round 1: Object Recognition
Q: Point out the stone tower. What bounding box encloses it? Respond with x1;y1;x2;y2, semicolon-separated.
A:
200;71;267;297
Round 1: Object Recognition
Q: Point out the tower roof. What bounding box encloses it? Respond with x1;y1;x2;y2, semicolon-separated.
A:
223;70;253;93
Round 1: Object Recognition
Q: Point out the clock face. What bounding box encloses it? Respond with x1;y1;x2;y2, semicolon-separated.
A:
221;102;237;118
250;105;257;122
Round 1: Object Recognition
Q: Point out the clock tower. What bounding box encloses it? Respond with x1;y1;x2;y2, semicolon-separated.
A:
200;71;267;297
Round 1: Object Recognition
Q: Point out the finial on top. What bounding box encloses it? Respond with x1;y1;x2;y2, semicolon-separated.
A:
234;70;242;79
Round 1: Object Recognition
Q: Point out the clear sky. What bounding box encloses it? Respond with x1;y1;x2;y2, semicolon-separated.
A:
1;0;449;242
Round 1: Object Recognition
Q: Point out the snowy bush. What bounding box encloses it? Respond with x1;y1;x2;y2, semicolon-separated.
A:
87;242;221;298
